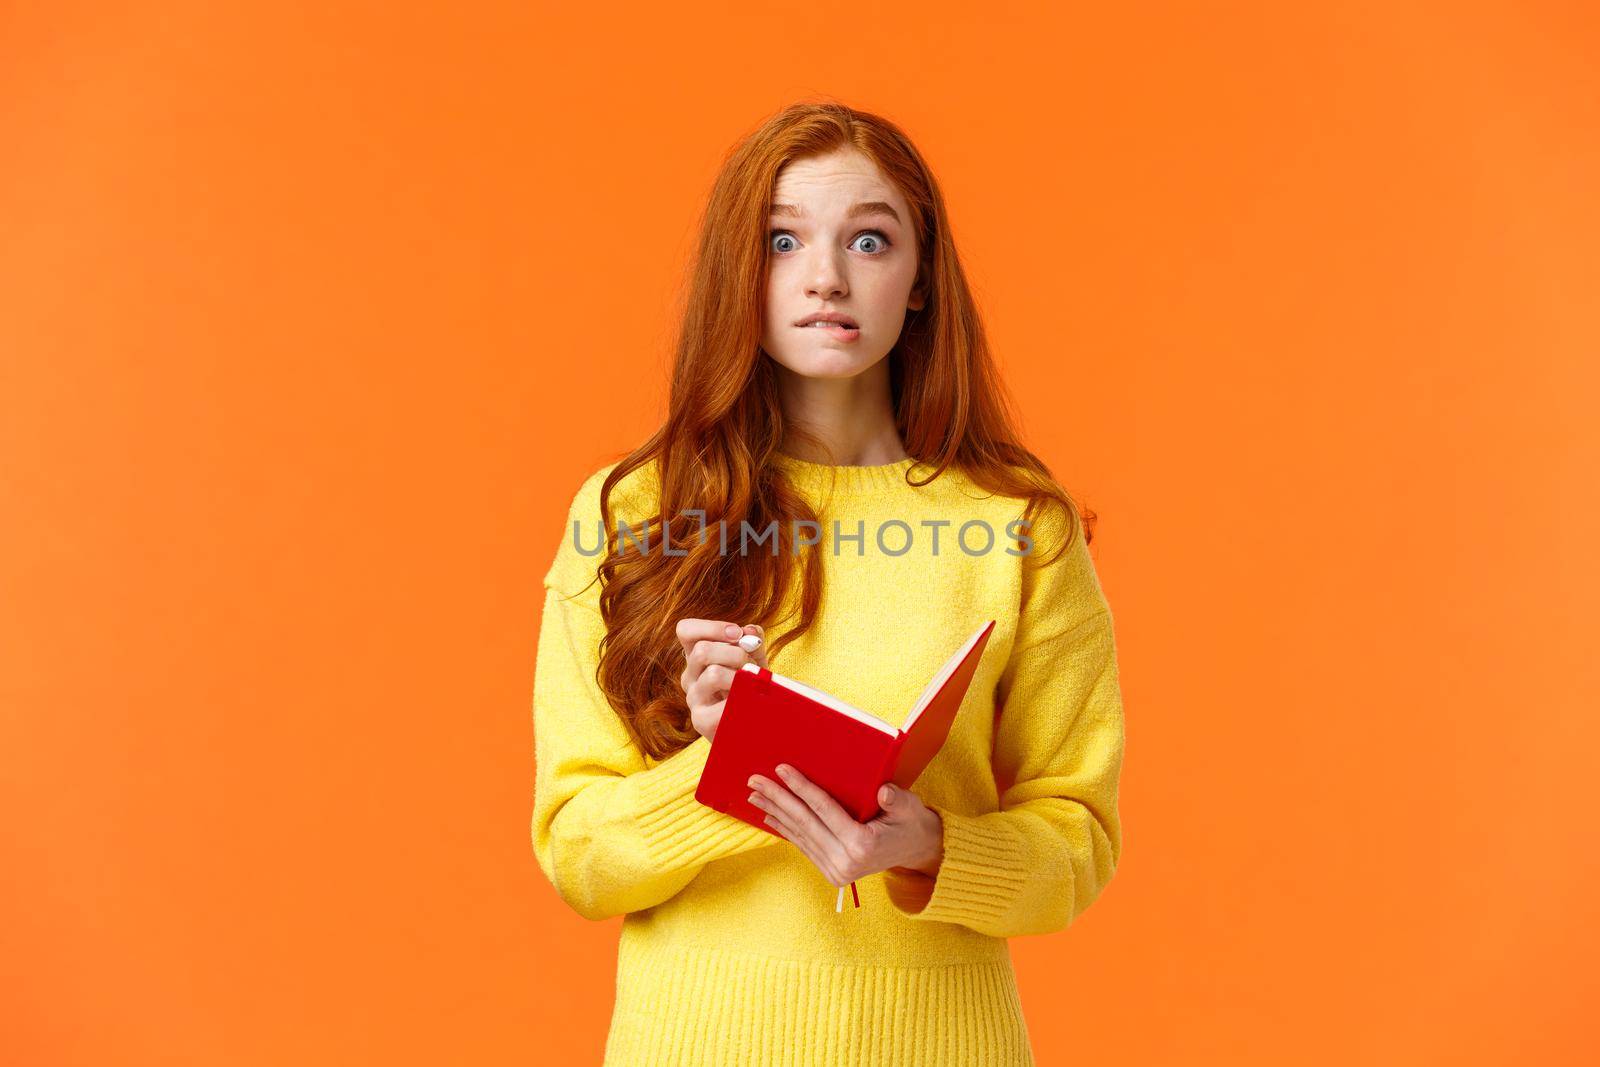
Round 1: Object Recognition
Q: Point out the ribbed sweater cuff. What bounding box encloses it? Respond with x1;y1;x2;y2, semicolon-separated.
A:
882;805;1029;927
632;735;760;869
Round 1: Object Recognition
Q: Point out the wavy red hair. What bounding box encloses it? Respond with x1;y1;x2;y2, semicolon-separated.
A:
581;100;1097;760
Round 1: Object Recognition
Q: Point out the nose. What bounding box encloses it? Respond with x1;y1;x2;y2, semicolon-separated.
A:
804;246;848;301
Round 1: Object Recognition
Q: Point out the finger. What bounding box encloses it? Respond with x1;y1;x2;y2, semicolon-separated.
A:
759;810;818;873
872;782;923;824
754;801;844;886
748;786;802;836
749;790;796;840
773;764;864;841
688;663;735;706
684;633;739;694
751;775;849;870
777;818;847;887
698;697;725;731
684;638;754;688
681;627;761;694
674;618;748;659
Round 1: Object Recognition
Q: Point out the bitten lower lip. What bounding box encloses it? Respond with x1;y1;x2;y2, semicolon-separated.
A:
795;323;861;340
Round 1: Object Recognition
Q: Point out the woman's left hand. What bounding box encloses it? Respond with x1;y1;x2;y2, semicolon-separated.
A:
747;764;944;886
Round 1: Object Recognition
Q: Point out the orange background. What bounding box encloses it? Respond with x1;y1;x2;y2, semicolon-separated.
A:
3;3;1596;1064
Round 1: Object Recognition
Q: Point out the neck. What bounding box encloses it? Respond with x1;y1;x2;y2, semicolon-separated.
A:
774;358;906;465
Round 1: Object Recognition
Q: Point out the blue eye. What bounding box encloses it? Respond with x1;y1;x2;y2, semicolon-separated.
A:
851;231;892;254
768;229;894;255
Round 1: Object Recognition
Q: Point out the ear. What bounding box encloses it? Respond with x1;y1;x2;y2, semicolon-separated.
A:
907;278;927;312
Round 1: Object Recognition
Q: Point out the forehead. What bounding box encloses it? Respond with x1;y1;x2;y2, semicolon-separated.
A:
770;148;906;216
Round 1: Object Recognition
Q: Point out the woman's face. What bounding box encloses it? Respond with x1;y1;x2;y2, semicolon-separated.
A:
759;146;924;379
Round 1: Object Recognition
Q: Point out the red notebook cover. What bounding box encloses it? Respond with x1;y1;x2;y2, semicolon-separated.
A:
695;619;997;836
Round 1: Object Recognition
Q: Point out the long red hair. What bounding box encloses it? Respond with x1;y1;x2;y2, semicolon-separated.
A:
582;100;1097;760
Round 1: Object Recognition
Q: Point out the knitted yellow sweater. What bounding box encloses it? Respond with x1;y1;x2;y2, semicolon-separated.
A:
531;453;1126;1066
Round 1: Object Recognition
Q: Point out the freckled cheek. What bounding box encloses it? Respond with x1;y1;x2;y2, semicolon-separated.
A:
856;279;914;330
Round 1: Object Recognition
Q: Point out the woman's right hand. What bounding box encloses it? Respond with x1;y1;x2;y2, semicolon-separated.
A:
676;619;768;743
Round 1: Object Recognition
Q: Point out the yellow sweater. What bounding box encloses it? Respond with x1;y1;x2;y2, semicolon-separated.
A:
531;453;1126;1066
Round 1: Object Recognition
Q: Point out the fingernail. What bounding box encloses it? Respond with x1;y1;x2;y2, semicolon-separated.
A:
747;775;759;788
724;624;741;639
776;765;791;779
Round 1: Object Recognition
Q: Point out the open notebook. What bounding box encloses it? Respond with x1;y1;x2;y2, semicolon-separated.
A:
694;619;997;839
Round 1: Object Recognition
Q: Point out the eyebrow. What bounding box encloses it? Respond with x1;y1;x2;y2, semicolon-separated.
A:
770;200;902;224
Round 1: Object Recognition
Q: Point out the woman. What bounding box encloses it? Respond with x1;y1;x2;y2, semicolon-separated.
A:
531;101;1125;1066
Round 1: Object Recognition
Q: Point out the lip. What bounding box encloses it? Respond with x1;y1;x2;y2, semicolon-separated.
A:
793;311;861;340
795;322;862;341
794;311;859;328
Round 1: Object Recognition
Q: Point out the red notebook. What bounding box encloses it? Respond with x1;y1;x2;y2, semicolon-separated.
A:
695;619;997;835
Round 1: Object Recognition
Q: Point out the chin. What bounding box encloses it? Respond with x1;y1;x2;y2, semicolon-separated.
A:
765;345;887;380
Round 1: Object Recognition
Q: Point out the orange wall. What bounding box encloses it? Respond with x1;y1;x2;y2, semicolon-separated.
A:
3;3;1596;1064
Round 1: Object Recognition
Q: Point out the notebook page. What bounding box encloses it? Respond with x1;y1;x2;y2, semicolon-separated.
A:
762;671;898;736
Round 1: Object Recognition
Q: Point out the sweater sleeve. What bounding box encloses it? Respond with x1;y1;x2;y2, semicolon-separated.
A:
530;474;779;921
882;505;1126;937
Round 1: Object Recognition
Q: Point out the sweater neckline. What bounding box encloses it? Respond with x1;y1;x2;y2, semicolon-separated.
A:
770;452;933;498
